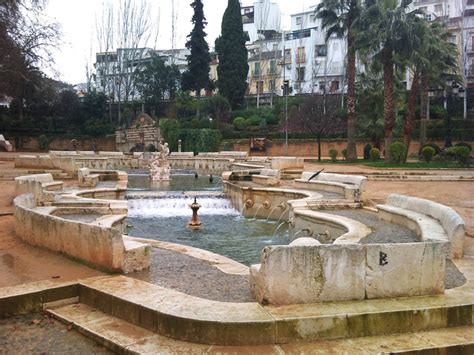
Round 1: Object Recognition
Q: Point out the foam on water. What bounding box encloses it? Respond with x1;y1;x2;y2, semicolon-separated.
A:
127;196;240;218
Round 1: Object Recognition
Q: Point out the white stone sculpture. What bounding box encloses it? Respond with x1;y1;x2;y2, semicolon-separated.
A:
148;141;171;181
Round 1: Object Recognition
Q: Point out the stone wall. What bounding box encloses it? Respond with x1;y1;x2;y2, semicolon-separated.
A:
14;194;126;272
230;139;455;157
250;241;447;304
12;136;116;152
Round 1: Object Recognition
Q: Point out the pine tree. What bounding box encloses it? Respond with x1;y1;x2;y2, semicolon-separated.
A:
182;0;212;98
215;0;249;108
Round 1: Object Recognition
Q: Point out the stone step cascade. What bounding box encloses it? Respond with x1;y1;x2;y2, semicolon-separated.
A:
46;302;474;354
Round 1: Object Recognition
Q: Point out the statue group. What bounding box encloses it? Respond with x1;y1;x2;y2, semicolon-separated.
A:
148;141;171;181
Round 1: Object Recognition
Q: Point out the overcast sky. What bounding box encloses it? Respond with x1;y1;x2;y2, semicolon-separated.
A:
45;0;318;84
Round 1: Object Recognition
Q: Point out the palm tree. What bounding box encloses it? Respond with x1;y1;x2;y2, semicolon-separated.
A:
357;0;420;162
416;21;459;149
316;0;360;162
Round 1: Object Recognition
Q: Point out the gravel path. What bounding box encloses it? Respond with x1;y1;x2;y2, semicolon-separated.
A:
128;248;252;302
324;209;419;244
0;312;111;353
445;259;467;289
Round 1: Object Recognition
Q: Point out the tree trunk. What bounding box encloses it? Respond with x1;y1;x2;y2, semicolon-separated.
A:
383;46;395;162
419;73;429;149
403;68;419;161
346;31;357;162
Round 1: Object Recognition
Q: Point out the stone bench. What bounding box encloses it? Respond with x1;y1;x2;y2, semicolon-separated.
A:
15;173;63;205
295;172;367;200
377;194;465;259
290;209;372;244
78;168;99;187
252;168;279;186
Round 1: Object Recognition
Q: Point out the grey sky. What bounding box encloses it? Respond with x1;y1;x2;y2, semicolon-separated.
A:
45;0;318;84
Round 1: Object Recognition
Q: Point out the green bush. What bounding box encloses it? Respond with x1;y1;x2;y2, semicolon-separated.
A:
421;143;441;156
181;129;222;153
248;114;261;126
421;146;435;163
363;144;372;160
159;118;181;152
233;116;247;130
446;146;470;166
370;147;380;161
329;148;338;162
38;135;49;151
454;142;472;152
342;148;348;160
81;119;115;137
389;142;407;163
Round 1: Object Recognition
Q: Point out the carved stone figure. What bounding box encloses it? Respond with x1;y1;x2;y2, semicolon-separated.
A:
148;141;171;181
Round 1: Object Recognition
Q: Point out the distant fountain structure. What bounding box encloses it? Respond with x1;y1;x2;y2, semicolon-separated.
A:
148;141;171;181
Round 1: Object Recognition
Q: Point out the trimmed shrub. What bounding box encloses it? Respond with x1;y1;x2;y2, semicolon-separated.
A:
370;147;380;161
421;143;441;156
329;148;338;162
447;146;470;166
389;142;407;164
38;135;49;151
342;148;348;160
454;142;472;152
363;144;372;160
421;146;435;163
233;117;247;130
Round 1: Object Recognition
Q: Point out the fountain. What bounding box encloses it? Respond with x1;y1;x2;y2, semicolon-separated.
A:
188;197;202;229
148;141;171;181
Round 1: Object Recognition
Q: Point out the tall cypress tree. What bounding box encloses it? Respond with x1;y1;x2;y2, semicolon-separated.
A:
182;0;212;98
215;0;248;108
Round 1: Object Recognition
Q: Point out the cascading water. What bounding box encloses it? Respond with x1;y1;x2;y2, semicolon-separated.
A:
127;196;239;218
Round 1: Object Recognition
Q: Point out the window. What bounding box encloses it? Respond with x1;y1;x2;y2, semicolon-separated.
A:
296;16;302;25
283;80;290;95
315;45;327;57
269;80;275;91
244;8;250;14
296;47;306;63
284;48;292;63
434;4;442;13
269;60;276;74
472;35;474;51
297;67;306;81
256;80;264;94
273;43;279;51
310;14;316;23
330;80;339;92
254;62;261;76
319;81;326;92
